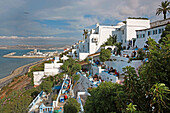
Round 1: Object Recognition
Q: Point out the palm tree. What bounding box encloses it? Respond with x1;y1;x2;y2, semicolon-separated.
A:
156;0;170;19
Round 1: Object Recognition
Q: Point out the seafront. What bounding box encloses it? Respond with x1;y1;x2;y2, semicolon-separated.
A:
0;59;45;89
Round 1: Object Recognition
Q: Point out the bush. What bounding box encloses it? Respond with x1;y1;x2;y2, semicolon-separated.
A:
99;49;111;62
64;98;80;113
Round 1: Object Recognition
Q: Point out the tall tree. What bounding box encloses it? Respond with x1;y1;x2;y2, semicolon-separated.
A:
156;0;170;19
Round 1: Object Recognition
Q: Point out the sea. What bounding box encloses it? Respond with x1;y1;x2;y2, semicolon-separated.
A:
0;49;63;79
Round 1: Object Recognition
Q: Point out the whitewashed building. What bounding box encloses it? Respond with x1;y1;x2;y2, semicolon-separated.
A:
33;71;44;86
135;18;170;48
33;57;63;86
112;18;150;48
44;62;63;76
72;23;125;60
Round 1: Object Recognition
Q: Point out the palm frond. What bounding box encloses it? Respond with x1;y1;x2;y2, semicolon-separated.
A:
156;8;163;15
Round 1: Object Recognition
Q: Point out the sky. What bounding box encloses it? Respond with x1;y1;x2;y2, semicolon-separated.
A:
0;0;169;47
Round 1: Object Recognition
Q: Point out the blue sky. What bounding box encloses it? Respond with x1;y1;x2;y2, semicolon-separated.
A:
0;0;169;47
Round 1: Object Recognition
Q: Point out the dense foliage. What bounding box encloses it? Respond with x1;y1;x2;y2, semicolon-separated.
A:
84;82;127;113
85;27;170;112
64;98;80;113
61;57;81;77
159;24;170;43
0;88;38;113
99;49;111;62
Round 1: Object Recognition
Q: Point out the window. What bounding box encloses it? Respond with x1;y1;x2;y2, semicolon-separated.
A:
159;29;162;34
110;79;112;81
153;30;157;35
143;34;145;38
137;35;139;38
140;34;143;38
148;31;151;36
122;30;124;34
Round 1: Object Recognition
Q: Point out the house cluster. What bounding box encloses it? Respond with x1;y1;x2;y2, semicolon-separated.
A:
65;17;169;61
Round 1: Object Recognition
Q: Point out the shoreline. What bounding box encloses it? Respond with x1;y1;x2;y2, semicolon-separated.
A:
0;59;45;89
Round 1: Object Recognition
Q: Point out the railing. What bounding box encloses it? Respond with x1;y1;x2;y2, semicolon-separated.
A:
39;105;53;113
28;91;43;112
78;95;84;112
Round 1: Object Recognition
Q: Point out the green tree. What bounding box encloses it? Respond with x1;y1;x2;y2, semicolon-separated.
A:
123;66;150;111
84;82;126;113
150;83;170;113
39;80;53;93
64;98;80;113
99;49;111;62
0;90;33;113
101;35;117;47
156;0;170;19
61;58;81;76
73;74;80;82
159;24;170;44
140;37;170;87
114;42;122;55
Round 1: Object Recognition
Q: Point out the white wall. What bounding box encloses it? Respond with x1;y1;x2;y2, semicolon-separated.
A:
113;19;150;48
44;63;63;76
79;53;89;61
105;59;142;74
145;26;166;43
33;71;44;86
135;25;166;48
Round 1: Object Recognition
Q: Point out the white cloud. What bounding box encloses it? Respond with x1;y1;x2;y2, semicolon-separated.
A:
0;0;166;44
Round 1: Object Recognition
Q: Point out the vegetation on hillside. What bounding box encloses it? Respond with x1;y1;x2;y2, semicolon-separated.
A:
85;31;170;112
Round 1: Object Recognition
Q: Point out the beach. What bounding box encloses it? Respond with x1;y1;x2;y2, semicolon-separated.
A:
0;59;45;89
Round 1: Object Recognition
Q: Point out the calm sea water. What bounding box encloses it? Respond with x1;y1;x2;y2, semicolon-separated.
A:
0;49;63;79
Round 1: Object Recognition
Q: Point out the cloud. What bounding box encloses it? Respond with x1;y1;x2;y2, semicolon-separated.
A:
0;0;166;46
